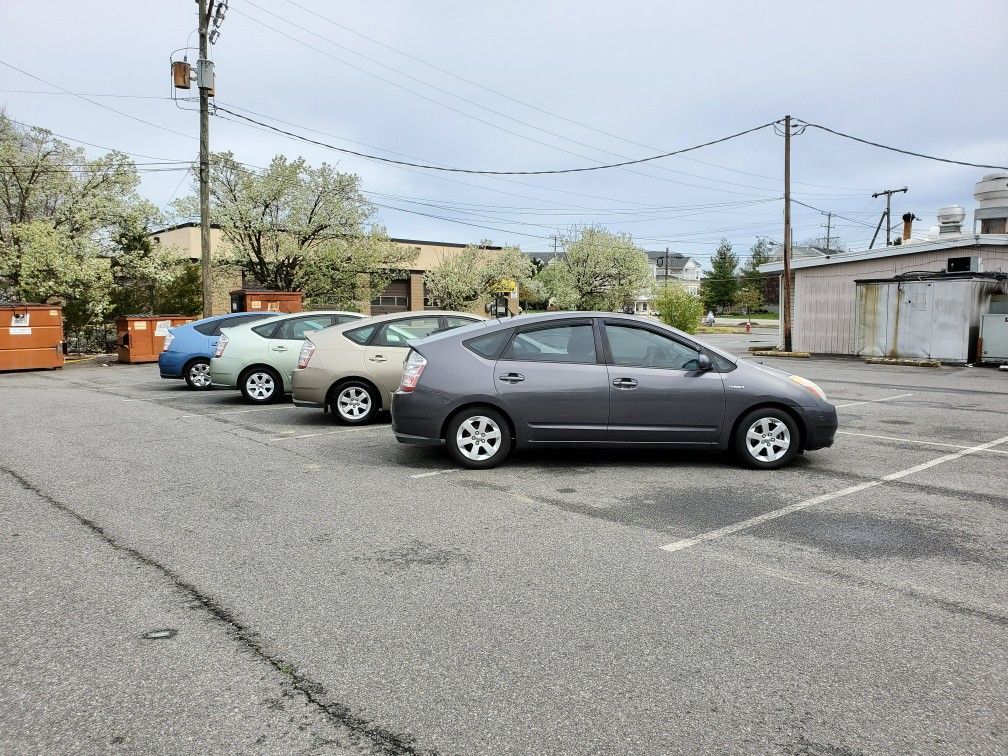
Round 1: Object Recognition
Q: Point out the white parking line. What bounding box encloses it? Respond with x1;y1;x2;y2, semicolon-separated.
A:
177;407;275;418
410;469;459;479
834;392;916;408
272;428;362;440
836;430;1008;456
660;433;1008;553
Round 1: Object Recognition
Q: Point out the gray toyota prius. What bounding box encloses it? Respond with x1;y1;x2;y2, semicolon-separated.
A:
391;312;837;470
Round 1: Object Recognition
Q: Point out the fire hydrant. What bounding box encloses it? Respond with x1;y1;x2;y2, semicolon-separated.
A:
745;321;752;334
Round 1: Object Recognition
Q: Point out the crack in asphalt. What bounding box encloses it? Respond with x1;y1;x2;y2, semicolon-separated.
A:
2;465;435;756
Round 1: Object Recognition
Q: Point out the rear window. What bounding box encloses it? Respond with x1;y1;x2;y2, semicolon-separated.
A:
464;329;513;359
193;321;217;336
344;324;378;345
252;321;279;338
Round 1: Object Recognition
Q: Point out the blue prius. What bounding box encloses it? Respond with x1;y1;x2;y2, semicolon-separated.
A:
158;312;273;389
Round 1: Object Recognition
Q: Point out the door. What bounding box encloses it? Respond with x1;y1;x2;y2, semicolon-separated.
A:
365;314;445;395
494;320;609;442
602;322;725;443
268;314;339;381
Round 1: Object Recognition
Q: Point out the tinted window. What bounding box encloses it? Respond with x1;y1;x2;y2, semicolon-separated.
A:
605;325;701;370
465;329;513;359
194;321;218;336
374;316;442;347
209;313;272;336
344;324;377;345
273;315;334;340
710;351;737;372
445;316;478;328
333;314;361;325
252;320;280;338
509;324;596;364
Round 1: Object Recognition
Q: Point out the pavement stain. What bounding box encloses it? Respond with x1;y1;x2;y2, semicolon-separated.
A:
358;539;472;572
752;509;1001;566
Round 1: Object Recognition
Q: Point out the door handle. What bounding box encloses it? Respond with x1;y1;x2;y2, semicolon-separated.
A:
369;355;387;362
498;372;525;384
612;377;638;389
272;346;287;352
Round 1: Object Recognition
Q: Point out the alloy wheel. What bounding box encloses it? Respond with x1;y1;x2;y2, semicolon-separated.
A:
246;372;275;401
188;362;211;388
337;386;372;420
745;417;791;462
456;415;502;461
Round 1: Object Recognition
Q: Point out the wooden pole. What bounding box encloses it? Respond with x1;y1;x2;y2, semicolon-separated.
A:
782;115;793;352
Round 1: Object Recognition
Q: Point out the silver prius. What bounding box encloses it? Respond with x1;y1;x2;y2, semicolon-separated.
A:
390;312;837;470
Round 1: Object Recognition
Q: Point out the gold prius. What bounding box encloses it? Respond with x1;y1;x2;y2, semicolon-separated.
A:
291;311;484;424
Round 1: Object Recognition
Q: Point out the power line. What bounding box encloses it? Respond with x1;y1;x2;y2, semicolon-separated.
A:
213;105;777;175
799;119;1008;170
0;59;195;141
0;89;171;100
270;0;870;194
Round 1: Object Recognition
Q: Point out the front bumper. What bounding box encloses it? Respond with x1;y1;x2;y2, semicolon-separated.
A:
158;351;185;379
804;405;838;450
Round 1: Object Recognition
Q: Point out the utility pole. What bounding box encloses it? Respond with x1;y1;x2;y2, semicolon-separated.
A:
871;186;908;247
198;0;213;316
782;115;793;352
823;211;832;251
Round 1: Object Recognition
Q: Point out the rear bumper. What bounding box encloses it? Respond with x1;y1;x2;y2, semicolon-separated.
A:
291;366;332;407
158;351;185;379
209;356;240;388
391;388;450;445
804;405;838;450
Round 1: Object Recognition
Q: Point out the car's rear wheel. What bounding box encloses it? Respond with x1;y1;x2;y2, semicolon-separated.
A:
240;367;281;404
331;381;378;425
445;407;511;469
735;408;799;469
184;359;212;390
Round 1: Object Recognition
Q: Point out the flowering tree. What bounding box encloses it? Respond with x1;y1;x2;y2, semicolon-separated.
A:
424;242;532;310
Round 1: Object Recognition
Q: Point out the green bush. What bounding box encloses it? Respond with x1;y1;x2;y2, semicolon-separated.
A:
652;284;704;334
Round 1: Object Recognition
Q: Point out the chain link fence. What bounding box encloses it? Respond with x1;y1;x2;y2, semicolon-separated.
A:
64;322;117;356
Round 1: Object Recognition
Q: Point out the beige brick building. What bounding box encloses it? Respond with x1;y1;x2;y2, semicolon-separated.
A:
149;222;505;316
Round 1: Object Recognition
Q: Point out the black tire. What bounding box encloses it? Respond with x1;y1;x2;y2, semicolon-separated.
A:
239;366;281;404
329;380;379;425
445;407;512;469
183;358;213;390
734;408;800;470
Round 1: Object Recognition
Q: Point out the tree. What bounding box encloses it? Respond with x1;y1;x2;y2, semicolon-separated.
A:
177;152;411;306
699;238;738;312
733;285;764;321
518;277;548;310
540;227;653;311
652;283;704;334
0;112;157;330
424;242;532;310
740;237;772;288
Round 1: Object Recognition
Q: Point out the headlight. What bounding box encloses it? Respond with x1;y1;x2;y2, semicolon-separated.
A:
789;375;827;401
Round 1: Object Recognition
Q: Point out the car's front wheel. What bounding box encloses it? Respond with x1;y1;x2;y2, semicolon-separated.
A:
184;359;213;390
240;367;281;404
331;381;378;425
445;407;512;469
735;408;799;469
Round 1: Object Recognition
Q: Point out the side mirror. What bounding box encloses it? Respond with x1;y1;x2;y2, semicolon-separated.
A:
696;353;712;372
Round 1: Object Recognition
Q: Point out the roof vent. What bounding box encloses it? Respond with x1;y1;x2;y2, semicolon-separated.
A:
937;205;966;235
974;171;1008;234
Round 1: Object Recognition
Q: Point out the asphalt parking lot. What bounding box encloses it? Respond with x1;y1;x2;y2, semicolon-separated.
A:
2;332;1007;755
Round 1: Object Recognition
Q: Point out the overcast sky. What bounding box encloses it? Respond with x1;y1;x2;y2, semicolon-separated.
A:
2;1;1006;265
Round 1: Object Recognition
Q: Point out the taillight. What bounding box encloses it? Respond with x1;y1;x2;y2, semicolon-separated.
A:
399;350;427;392
162;333;174;351
214;333;229;358
297;341;315;369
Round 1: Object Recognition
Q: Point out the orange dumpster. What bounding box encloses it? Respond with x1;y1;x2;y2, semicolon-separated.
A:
0;303;64;371
116;315;195;364
229;289;303;314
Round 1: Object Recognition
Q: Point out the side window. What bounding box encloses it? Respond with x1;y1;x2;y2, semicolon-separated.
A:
252;320;280;338
508;323;597;364
344;324;377;345
332;314;361;325
605;324;702;370
273;315;335;340
374;316;442;347
464;329;513;359
194;320;218;336
444;316;477;328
